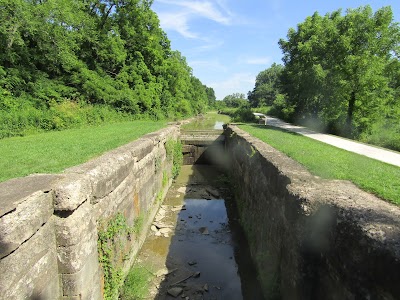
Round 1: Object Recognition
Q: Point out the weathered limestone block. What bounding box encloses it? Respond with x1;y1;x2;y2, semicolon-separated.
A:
66;151;135;203
144;126;178;146
0;174;59;217
0;190;53;259
55;202;98;274
60;249;101;298
119;138;154;163
55;201;95;246
133;151;156;187
53;173;92;211
0;124;180;300
93;172;136;221
0;220;59;299
63;130;174;205
139;176;156;213
225;125;400;300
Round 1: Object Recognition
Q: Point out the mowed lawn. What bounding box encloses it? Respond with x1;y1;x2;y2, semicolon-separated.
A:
239;124;400;205
0;121;166;182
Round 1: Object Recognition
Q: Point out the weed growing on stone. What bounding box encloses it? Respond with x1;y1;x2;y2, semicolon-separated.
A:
165;139;183;179
154;155;162;173
98;213;135;300
133;214;144;234
162;170;169;187
248;145;257;158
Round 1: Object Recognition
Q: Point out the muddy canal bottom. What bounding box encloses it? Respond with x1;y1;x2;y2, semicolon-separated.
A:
131;165;263;300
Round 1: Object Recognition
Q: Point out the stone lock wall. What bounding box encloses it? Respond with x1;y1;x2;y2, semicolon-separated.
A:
0;125;179;299
225;125;400;300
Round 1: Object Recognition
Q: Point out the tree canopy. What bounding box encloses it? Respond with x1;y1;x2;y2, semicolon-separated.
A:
248;63;284;108
0;0;215;136
222;93;247;108
278;5;400;137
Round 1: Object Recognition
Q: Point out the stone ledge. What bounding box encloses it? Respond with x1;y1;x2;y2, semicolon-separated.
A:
0;190;53;258
226;125;400;299
0;174;60;217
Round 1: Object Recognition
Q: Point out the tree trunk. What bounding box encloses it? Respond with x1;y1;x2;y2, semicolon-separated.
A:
346;91;356;137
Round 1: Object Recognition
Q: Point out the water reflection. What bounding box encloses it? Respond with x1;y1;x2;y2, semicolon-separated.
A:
125;165;264;300
213;121;225;130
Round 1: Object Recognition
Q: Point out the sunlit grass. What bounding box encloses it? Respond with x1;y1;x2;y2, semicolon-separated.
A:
239;124;400;205
120;266;153;299
0;121;166;182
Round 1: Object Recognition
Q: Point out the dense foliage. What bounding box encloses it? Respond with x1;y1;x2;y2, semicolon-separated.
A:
216;93;256;122
221;92;248;108
248;63;284;108
0;0;216;138
249;5;400;150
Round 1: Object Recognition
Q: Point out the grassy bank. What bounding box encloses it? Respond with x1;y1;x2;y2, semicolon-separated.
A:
0;121;166;182
239;124;400;205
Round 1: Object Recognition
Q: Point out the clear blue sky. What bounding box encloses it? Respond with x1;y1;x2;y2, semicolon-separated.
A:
152;1;400;100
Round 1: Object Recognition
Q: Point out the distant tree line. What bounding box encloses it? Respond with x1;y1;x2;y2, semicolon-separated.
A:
248;5;400;151
0;0;216;137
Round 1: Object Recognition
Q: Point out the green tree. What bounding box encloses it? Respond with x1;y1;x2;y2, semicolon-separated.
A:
222;93;247;108
279;6;400;137
248;63;284;108
0;0;211;135
205;86;216;107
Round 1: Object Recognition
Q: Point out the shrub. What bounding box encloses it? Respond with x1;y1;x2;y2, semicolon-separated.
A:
360;119;400;152
233;105;256;122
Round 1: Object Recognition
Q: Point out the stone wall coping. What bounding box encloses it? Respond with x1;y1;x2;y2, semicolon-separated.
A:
0;174;62;217
227;125;400;256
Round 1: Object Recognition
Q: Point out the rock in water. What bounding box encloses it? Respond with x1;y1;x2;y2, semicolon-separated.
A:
199;227;209;235
167;287;183;298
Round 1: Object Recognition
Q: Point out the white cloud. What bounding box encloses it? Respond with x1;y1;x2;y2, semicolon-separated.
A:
171;0;232;25
155;0;234;39
208;72;256;100
158;11;198;39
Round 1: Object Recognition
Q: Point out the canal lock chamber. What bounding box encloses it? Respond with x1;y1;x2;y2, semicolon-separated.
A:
125;121;400;300
124;124;265;300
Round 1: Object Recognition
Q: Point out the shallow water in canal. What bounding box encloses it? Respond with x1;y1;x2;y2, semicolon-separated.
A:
130;165;264;300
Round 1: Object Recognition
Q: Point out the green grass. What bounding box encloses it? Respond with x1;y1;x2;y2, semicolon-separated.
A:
181;111;230;130
120;266;153;300
0;121;166;182
239;124;400;205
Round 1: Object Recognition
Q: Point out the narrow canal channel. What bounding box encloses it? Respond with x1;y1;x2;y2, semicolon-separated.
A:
130;165;264;300
124;114;264;299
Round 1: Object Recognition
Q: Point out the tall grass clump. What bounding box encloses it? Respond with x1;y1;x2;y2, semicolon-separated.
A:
0;95;134;139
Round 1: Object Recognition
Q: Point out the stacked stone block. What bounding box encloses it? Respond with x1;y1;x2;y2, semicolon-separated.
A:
0;125;179;299
225;125;400;300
